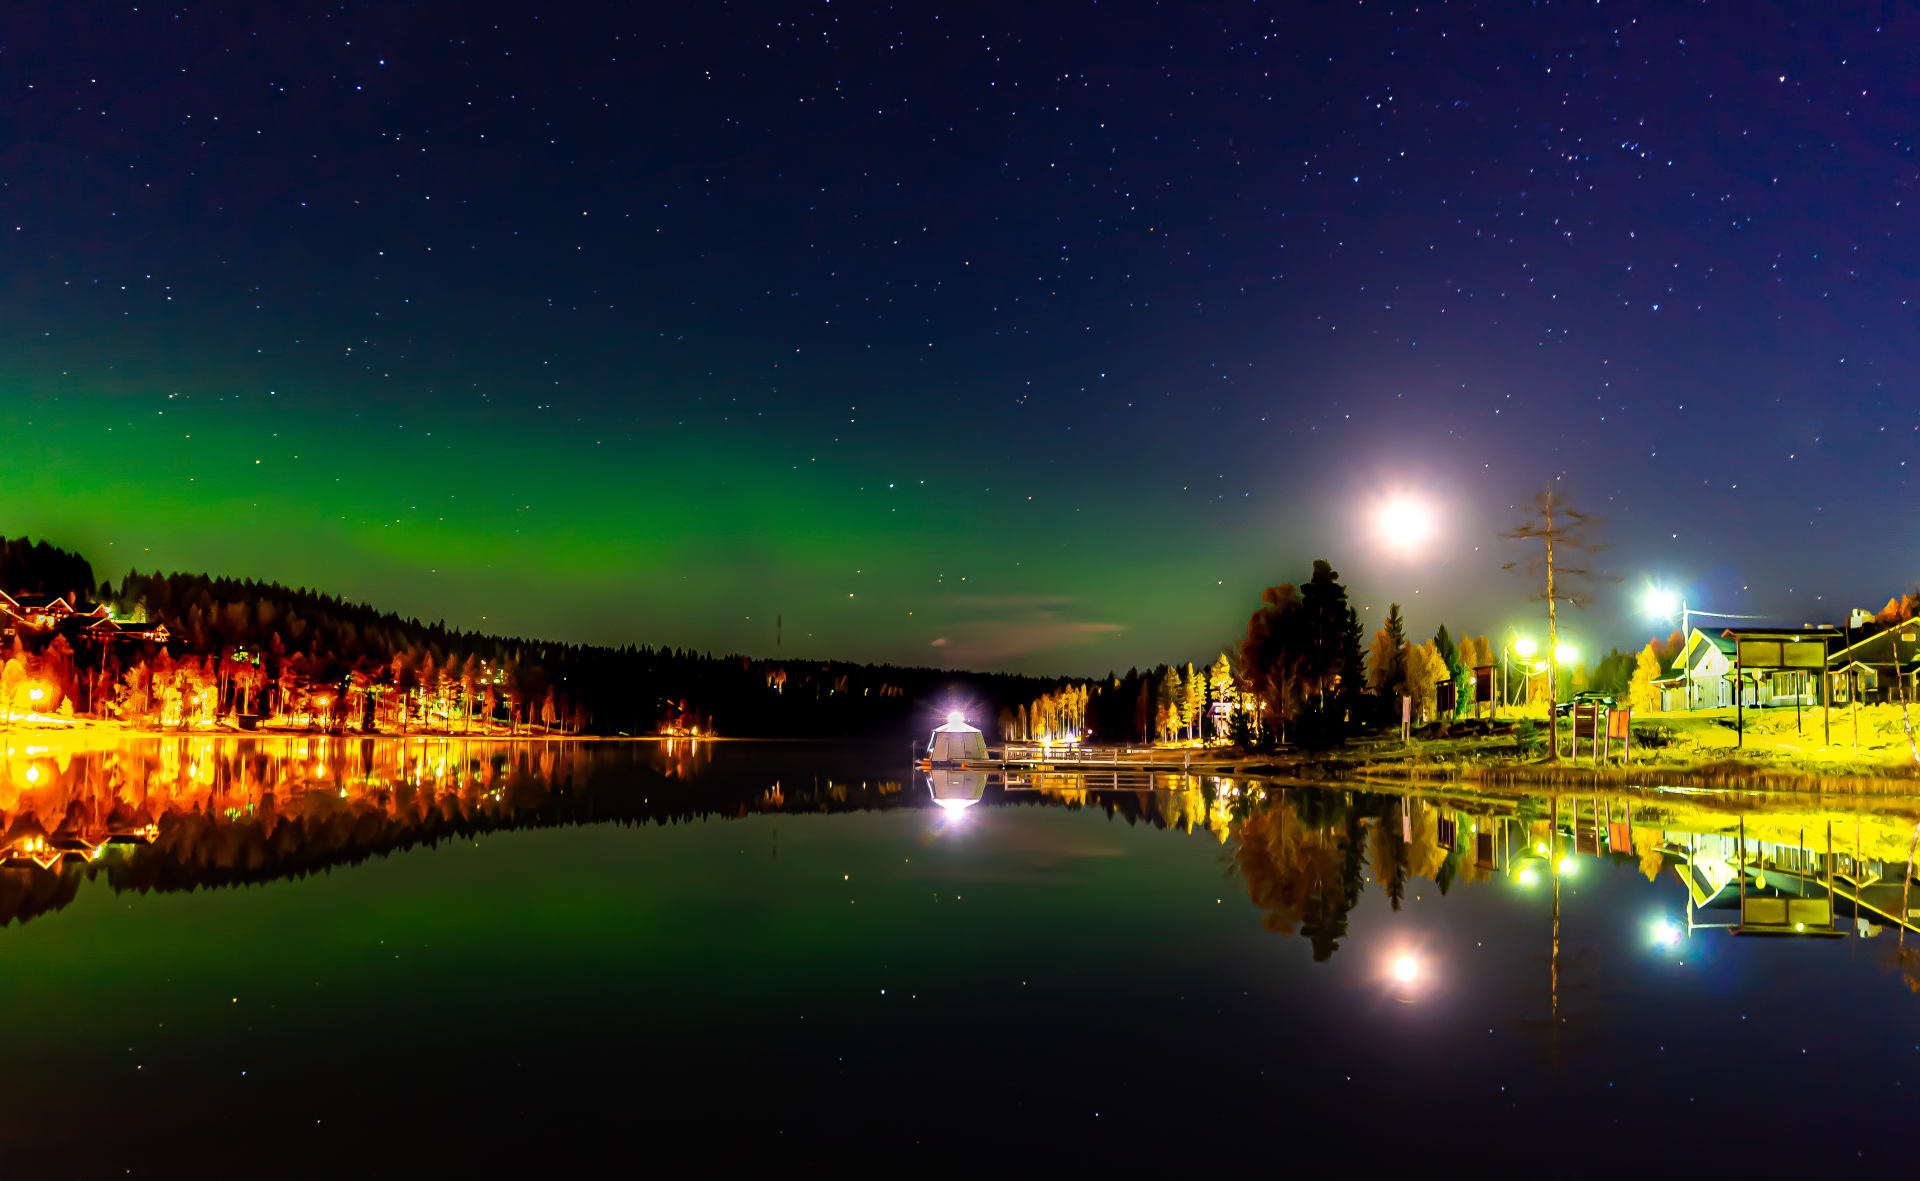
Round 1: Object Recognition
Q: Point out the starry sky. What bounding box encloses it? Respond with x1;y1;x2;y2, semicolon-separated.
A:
3;2;1916;674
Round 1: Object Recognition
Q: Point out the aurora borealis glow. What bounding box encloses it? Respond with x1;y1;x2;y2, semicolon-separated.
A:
5;4;1917;673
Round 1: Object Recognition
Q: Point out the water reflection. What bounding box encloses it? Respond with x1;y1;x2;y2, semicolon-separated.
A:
4;736;1920;992
925;768;988;812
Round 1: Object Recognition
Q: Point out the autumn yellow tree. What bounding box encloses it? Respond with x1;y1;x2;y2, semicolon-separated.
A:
1368;629;1400;696
1628;642;1663;713
1404;641;1449;722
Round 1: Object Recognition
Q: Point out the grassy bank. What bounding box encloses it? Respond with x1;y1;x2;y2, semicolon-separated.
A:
1224;703;1920;793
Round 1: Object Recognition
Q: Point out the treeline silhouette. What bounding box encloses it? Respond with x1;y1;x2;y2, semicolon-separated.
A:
0;535;1063;736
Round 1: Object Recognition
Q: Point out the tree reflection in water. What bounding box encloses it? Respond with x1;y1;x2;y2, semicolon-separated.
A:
4;735;1920;1006
0;734;882;925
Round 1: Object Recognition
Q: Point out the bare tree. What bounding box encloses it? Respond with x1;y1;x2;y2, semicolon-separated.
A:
1501;485;1610;761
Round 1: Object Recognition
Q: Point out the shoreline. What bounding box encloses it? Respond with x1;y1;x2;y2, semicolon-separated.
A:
1222;751;1920;795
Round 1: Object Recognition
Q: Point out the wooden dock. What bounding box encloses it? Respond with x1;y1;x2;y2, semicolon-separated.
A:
989;743;1239;771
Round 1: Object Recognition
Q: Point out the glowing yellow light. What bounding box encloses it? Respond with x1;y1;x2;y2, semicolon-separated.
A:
1558;856;1580;876
24;765;40;784
1516;867;1538;886
1535;842;1549;856
1391;955;1419;983
1554;644;1579;664
1643;586;1679;619
1512;637;1538;658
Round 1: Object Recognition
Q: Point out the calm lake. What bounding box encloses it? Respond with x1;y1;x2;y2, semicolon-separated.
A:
1;735;1916;1176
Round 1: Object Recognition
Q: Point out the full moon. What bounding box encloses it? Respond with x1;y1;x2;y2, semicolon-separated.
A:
1376;497;1436;551
1392;955;1419;983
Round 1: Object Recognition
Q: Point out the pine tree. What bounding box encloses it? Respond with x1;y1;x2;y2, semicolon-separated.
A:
1433;625;1468;718
1376;604;1409;698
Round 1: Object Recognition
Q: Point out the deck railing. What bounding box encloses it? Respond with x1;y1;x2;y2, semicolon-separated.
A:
993;743;1210;767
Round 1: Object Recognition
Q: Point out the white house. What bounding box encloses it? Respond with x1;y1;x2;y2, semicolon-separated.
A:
1653;628;1815;711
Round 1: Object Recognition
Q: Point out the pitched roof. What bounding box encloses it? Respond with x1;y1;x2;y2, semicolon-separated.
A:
1669;628;1734;673
1828;623;1920;668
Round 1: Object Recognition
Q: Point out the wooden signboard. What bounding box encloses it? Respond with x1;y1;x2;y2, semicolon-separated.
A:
1737;638;1825;669
1606;706;1631;764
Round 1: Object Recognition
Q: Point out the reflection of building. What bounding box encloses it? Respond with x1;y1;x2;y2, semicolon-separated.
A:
925;768;988;811
0;736;930;928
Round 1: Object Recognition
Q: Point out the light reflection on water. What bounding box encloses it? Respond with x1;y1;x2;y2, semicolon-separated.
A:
3;735;1919;953
2;735;1919;1171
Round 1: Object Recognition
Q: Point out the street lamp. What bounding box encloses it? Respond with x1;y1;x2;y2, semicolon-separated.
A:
1553;643;1578;665
1500;636;1540;709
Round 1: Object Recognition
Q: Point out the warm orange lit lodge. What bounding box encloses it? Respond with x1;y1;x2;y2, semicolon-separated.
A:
0;589;168;644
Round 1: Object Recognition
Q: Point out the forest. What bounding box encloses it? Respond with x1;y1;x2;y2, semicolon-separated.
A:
0;536;1063;738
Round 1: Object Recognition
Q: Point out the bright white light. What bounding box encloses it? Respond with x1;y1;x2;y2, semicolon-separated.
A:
1652;920;1680;946
1512;636;1538;658
1375;497;1436;551
1534;842;1550;856
933;798;977;814
1392;955;1419;983
1643;586;1679;619
1554;643;1579;664
1558;856;1580;877
945;709;965;726
1516;867;1538;886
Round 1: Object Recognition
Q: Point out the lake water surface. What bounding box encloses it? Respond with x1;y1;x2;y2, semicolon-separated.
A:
2;736;1916;1176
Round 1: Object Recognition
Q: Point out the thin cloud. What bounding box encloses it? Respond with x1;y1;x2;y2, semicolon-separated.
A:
927;611;1124;667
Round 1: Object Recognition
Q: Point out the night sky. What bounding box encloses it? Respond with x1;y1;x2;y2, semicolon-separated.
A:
4;3;1916;674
